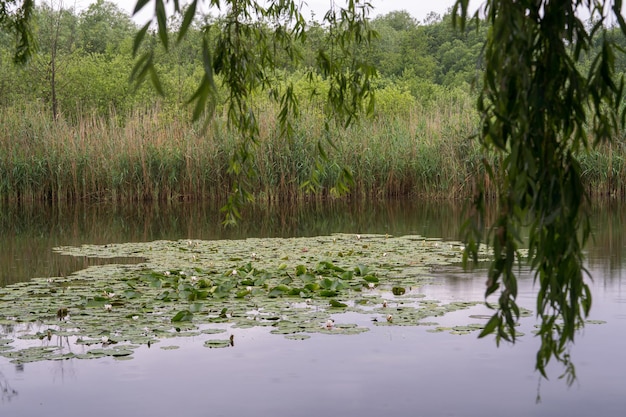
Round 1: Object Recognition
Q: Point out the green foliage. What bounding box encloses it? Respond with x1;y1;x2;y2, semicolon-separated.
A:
372;83;416;117
369;11;436;81
0;3;489;123
77;0;135;55
58;53;133;117
457;0;624;384
423;12;487;88
0;0;36;63
4;0;626;384
132;0;377;224
33;3;78;56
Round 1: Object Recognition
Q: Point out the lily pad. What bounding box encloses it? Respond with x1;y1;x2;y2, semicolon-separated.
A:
204;339;231;348
0;234;493;363
284;334;311;341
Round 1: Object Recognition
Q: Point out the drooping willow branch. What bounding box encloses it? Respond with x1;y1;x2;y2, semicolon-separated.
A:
456;0;624;384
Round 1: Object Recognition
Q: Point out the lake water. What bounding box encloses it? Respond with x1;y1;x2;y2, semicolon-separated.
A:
0;200;625;416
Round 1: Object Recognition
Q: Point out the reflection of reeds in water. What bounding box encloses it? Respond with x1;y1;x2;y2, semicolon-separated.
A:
0;97;486;205
3;198;625;287
586;201;626;278
0;368;18;401
0;199;475;286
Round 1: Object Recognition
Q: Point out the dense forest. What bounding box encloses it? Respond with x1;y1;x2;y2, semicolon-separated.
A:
0;0;624;204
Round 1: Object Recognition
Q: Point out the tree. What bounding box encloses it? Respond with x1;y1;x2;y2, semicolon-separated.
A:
35;1;78;119
454;0;625;384
77;0;135;55
422;12;487;88
20;1;79;119
368;11;436;81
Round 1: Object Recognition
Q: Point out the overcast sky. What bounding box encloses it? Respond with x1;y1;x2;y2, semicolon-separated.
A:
73;0;467;24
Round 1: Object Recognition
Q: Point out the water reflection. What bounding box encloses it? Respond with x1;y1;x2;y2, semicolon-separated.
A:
588;201;626;280
0;200;625;416
0;199;472;286
0;370;18;403
1;199;625;286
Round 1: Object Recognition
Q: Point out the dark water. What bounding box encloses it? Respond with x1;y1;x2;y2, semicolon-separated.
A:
0;200;469;286
1;200;625;416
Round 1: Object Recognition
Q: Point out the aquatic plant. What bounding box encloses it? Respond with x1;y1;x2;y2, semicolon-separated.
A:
0;234;492;363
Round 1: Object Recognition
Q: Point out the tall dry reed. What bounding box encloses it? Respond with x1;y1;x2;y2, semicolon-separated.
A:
8;95;622;206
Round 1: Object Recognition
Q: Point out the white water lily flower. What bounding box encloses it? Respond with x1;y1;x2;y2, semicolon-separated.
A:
164;271;171;276
232;269;238;276
246;286;252;292
325;319;334;329
104;304;112;311
190;276;198;282
386;314;393;323
251;252;257;259
368;283;375;289
356;234;361;240
101;336;109;343
132;316;139;320
46;278;53;283
180;271;187;276
106;292;115;298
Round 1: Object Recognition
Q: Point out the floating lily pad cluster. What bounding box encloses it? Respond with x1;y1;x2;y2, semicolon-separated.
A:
0;234;492;363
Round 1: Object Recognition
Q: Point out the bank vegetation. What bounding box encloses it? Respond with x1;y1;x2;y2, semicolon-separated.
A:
1;2;624;205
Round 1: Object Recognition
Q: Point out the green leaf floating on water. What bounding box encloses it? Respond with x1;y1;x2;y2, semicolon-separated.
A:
285;334;311;341
268;284;291;298
392;287;406;296
171;310;194;322
0;234;491;363
329;299;348;308
204;339;231;348
354;264;370;276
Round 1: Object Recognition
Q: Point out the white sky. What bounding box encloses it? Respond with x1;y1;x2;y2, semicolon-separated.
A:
70;0;468;25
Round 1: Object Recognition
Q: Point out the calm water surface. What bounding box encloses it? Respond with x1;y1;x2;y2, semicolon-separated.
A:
0;200;625;416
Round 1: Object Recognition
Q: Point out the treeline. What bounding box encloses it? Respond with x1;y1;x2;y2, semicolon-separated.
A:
0;2;485;120
0;1;624;204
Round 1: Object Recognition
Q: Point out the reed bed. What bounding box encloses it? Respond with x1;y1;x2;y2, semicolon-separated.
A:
1;96;623;206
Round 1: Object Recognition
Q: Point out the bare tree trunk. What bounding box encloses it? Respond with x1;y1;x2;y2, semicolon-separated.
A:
48;0;63;121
